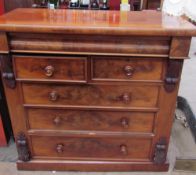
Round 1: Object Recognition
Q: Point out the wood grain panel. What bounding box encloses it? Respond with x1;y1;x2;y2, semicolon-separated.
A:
92;57;165;82
9;33;170;57
22;84;160;108
1;9;196;37
31;136;152;161
0;63;28;139
13;55;87;82
0;32;8;53
170;37;191;59
17;160;169;171
27;108;155;133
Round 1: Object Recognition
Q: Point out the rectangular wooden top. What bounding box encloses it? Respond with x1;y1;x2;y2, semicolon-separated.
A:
0;8;196;36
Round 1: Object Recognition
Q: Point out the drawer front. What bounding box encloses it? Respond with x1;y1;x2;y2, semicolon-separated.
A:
31;136;152;161
27;109;155;133
10;34;170;56
13;56;87;82
22;84;159;108
92;57;164;81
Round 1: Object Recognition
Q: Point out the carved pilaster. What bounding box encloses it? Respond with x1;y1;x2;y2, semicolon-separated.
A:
16;133;31;162
0;55;16;89
164;59;183;93
153;138;167;164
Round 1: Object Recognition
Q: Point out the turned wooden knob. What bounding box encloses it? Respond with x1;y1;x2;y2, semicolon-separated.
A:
56;144;64;153
120;145;128;155
49;91;59;101
45;65;54;77
53;116;62;125
122;93;131;104
124;65;134;77
121;118;129;128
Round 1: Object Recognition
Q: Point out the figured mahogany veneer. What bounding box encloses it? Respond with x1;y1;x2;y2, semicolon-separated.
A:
0;9;196;172
22;83;159;108
31;136;152;161
27;109;155;133
92;57;165;82
9;33;170;57
0;9;195;36
13;55;87;82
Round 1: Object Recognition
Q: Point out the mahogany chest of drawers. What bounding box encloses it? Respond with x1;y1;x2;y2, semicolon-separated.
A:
0;9;196;172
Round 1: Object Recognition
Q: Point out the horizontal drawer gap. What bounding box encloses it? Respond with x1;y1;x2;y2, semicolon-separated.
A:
91;79;164;84
21;81;163;86
16;79;87;83
11;50;169;58
23;159;154;164
32;156;151;162
23;104;159;112
17;78;164;84
28;130;155;138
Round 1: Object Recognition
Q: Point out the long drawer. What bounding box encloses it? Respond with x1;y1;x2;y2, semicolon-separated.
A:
91;57;165;82
10;34;170;57
13;55;87;82
31;136;152;161
22;84;159;108
27;109;155;133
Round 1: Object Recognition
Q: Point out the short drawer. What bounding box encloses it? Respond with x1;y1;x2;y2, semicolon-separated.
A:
91;57;164;82
22;84;159;108
27;109;155;133
31;136;152;161
13;56;87;82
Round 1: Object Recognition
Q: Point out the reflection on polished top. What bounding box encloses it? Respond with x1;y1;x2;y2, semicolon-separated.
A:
0;8;196;36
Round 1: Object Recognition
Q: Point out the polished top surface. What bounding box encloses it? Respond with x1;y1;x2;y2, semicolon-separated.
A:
0;8;195;36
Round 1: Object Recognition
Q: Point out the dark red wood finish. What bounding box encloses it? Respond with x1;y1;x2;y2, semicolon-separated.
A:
0;9;195;171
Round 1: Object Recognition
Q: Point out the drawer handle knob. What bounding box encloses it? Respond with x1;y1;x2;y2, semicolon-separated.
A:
56;144;64;153
122;93;131;104
121;118;129;128
124;65;134;77
53;116;62;125
49;91;59;101
120;145;128;155
45;65;54;77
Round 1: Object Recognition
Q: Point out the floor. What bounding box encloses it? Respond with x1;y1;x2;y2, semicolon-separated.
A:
0;39;195;175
